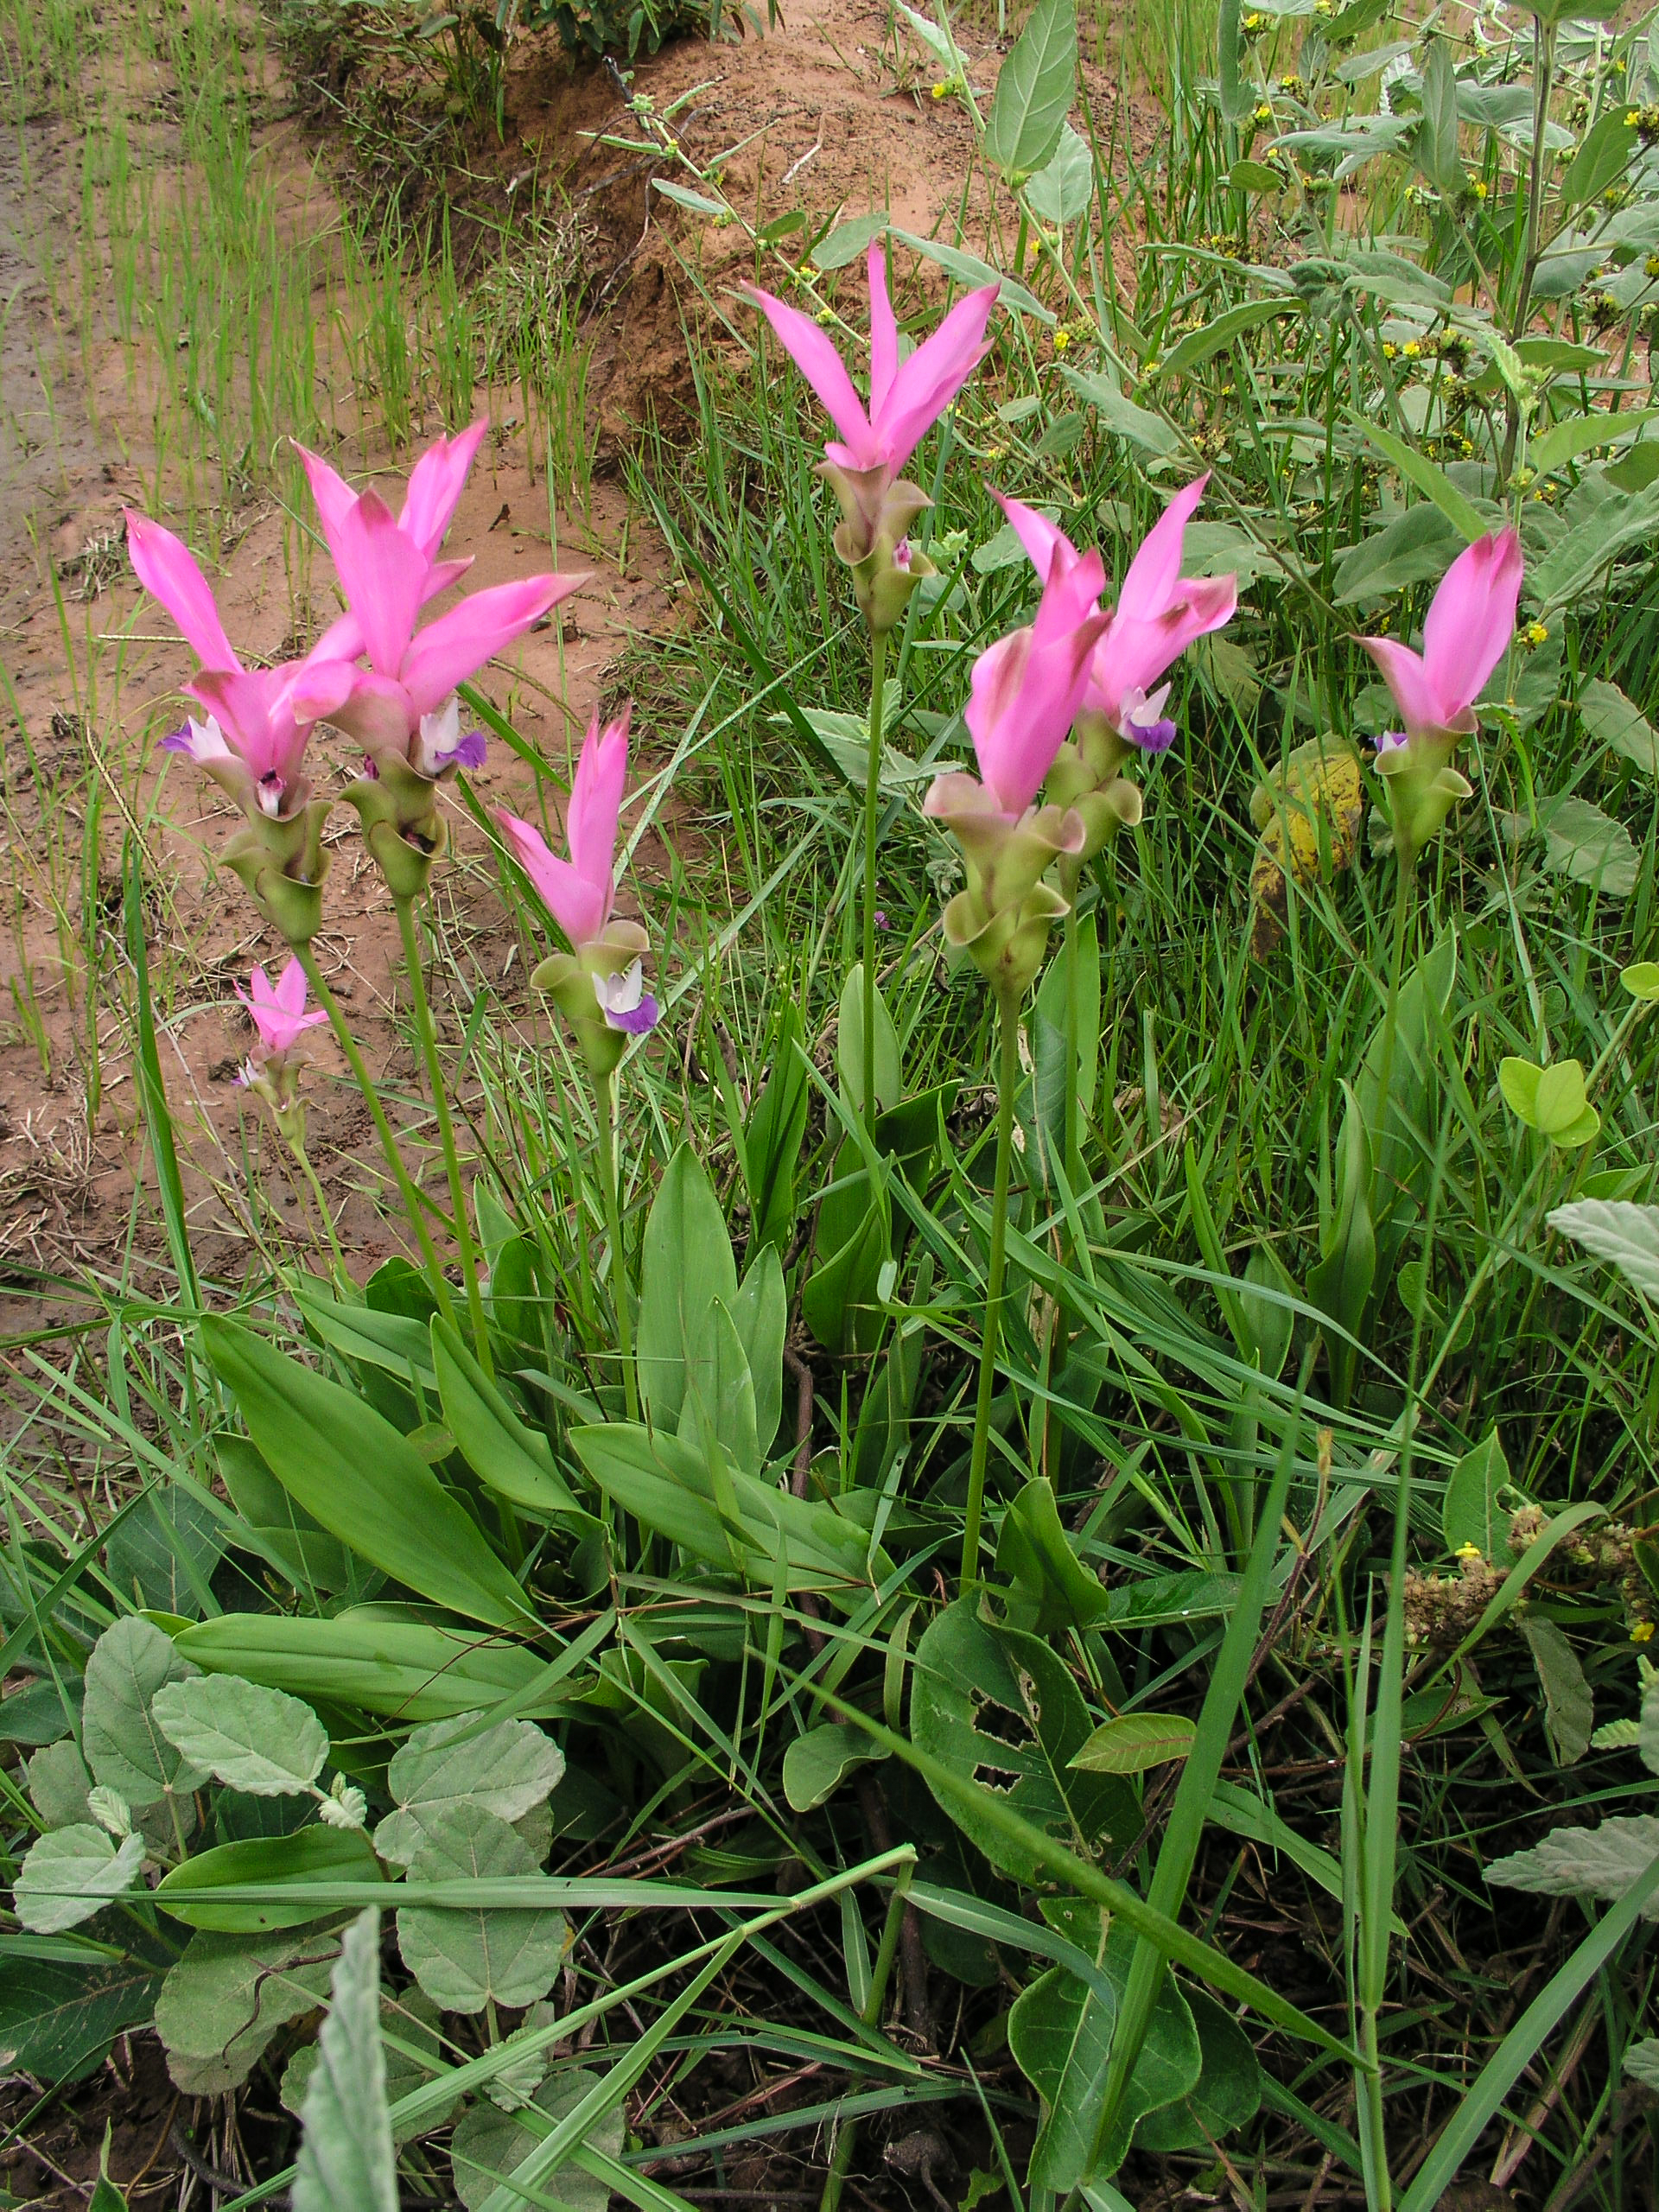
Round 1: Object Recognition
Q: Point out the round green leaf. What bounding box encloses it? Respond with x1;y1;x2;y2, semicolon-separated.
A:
396;1806;568;2015
151;1674;328;1798
14;1825;147;1934
83;1617;207;1809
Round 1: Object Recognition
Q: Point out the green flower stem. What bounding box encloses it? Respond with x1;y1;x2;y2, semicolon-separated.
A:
862;626;888;1126
599;1068;639;1423
292;938;456;1325
1370;849;1416;1217
1062;899;1081;1193
960;991;1020;1589
818;1858;915;2212
289;1139;346;1275
395;894;491;1376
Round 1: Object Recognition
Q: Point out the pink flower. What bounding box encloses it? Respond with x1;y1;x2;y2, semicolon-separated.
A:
292;474;588;772
237;958;326;1057
496;706;631;952
960;542;1110;817
1361;528;1524;745
126;510;317;817
997;478;1236;752
294;426;485;664
743;245;998;480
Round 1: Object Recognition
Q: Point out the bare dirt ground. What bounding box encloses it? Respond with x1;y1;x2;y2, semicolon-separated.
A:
0;0;1122;1306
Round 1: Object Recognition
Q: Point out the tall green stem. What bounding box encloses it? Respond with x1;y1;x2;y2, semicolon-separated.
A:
599;1069;639;1422
1062;899;1080;1192
1498;16;1555;488
861;627;888;1126
960;993;1020;1588
819;1861;914;2212
1370;851;1417;1217
289;1141;346;1274
396;896;491;1372
293;938;456;1323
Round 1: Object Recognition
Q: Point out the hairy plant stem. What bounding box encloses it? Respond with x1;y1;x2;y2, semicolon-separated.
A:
396;894;491;1375
862;626;888;1127
960;991;1020;1588
818;1859;915;2212
1499;16;1556;488
293;938;456;1324
599;1068;639;1422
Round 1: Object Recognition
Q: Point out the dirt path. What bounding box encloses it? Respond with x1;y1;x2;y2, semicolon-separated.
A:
0;0;1046;1306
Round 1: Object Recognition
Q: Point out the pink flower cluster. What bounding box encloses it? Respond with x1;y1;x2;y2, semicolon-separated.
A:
127;424;584;821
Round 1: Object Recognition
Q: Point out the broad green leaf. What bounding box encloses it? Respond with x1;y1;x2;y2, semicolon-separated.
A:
1487;1815;1659;1910
1063;367;1177;454
1359;420;1489;543
1580;677;1659;774
637;1145;738;1428
984;0;1077;181
1442;1429;1510;1559
911;1599;1138;1885
1533;1058;1593;1141
1625;2039;1659;2090
1415;37;1463;196
1560;108;1635;207
1208;1779;1350;1909
155;1827;382;1933
1539;794;1638;899
396;1804;568;2014
155;1927;340;2095
1522;1616;1593;1766
283;1985;453;2145
802;1185;890;1355
14;1826;147;1934
430;1319;584;1523
1135;1986;1262;2152
1027;124;1094;224
1333;502;1465;605
150;1674;327;1798
1499;1056;1545;1127
650;177;726;216
0;1955;161;2085
1531;407;1659;476
1217;0;1251;124
83;1617;207;1810
782;1722;884;1812
837;966;901;1116
450;2069;620;2212
569;1421;873;1592
1071;1713;1197;1776
376;1712;566;1868
995;1476;1109;1633
1010;1910;1199;2184
1153;298;1297;382
743;1007;810;1254
1549;1198;1659;1300
1624;962;1659;1000
810;210;889;270
176;1610;582;1723
889;226;1053;322
1532;485;1659;609
728;1245;786;1457
678;1299;760;1476
105;1484;222;1619
200;1319;532;1630
293;1909;397;2212
1228;157;1287;192
27;1739;92;1829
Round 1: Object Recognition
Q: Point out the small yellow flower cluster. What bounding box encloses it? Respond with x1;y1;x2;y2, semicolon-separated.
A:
1524;620;1548;647
1052;327;1071;353
1402;339;1421;358
931;80;950;99
815;306;836;327
1646;254;1659;279
1472;179;1489;200
1382;340;1397;359
1255;103;1274;124
1635;1618;1656;1643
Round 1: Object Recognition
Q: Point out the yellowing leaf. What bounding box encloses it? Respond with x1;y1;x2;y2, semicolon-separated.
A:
1249;738;1365;957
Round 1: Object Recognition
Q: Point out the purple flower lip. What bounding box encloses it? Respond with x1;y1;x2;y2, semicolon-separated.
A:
606;992;660;1035
257;772;284;816
1375;729;1408;755
1126;716;1177;754
434;727;487;772
160;726;193;754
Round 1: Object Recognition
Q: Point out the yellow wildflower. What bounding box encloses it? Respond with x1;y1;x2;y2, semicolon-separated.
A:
1635;1619;1656;1643
1473;180;1489;200
1255;102;1274;121
1382;340;1397;358
1524;620;1548;646
931;79;950;99
1402;339;1421;358
1053;327;1071;353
